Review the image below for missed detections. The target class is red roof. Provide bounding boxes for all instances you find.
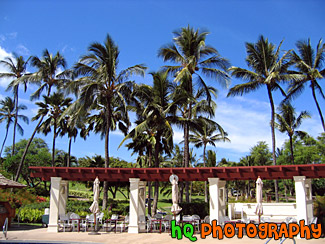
[29,164,325,182]
[0,174,26,189]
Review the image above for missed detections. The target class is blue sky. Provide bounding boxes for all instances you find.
[0,0,324,164]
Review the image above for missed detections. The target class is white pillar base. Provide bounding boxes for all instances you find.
[47,224,59,232]
[128,225,139,233]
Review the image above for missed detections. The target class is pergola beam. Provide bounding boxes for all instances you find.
[30,164,325,182]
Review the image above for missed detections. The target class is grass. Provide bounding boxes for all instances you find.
[68,181,205,215]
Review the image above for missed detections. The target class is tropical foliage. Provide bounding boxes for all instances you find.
[0,28,324,216]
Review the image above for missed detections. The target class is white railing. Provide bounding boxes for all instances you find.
[3,217,8,240]
[265,237,296,244]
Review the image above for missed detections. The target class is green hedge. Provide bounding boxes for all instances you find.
[66,199,93,213]
[18,207,44,223]
[179,202,209,219]
[69,190,92,199]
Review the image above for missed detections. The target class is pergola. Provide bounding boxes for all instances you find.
[30,164,325,233]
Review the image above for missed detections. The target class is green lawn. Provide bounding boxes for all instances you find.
[69,181,205,215]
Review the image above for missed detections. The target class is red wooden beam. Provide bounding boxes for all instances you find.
[29,164,325,182]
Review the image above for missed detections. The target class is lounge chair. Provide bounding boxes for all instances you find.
[58,214,72,232]
[203,215,210,224]
[261,217,271,223]
[116,215,128,232]
[162,215,173,232]
[191,215,201,232]
[146,215,156,232]
[103,214,119,232]
[309,217,317,225]
[234,203,243,219]
[69,213,81,232]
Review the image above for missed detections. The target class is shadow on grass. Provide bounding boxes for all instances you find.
[8,223,44,231]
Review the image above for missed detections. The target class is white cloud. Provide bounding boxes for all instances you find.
[0,32,17,42]
[299,117,323,138]
[213,97,287,154]
[7,32,17,39]
[0,46,14,88]
[30,108,39,116]
[16,44,30,56]
[62,45,75,53]
[173,130,184,143]
[111,130,124,137]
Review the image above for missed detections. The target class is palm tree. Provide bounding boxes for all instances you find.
[0,54,30,155]
[189,120,230,202]
[33,92,72,166]
[71,34,146,210]
[59,111,88,167]
[29,49,69,99]
[55,151,77,167]
[120,71,174,214]
[15,49,68,181]
[227,35,297,202]
[287,39,325,131]
[0,97,29,157]
[171,83,219,201]
[275,102,311,164]
[206,150,217,167]
[159,25,230,201]
[237,156,255,198]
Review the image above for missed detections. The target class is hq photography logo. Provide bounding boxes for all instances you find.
[170,220,322,242]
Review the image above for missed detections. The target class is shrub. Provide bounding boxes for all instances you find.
[66,199,93,213]
[179,202,209,219]
[314,196,325,236]
[18,207,43,223]
[0,189,39,208]
[69,190,92,199]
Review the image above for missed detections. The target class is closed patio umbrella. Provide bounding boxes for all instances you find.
[255,176,263,223]
[89,177,100,234]
[170,174,182,218]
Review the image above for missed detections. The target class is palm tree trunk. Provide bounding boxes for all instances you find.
[67,137,72,167]
[267,85,279,202]
[102,107,111,211]
[311,81,325,131]
[15,88,52,181]
[247,180,251,198]
[0,126,9,157]
[289,135,295,165]
[15,115,45,181]
[180,127,186,203]
[184,119,190,202]
[52,119,57,166]
[203,144,208,203]
[12,86,19,156]
[152,133,161,215]
[284,181,288,202]
[147,146,152,216]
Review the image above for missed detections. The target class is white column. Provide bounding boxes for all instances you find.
[208,178,226,224]
[48,177,62,232]
[138,181,147,231]
[294,176,308,223]
[58,180,68,216]
[305,178,314,223]
[128,178,140,233]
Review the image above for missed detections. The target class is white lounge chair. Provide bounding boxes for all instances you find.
[58,214,72,232]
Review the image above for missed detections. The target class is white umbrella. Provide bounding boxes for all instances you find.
[255,176,263,223]
[170,175,182,216]
[89,177,100,233]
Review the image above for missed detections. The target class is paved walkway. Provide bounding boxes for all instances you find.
[2,227,324,244]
